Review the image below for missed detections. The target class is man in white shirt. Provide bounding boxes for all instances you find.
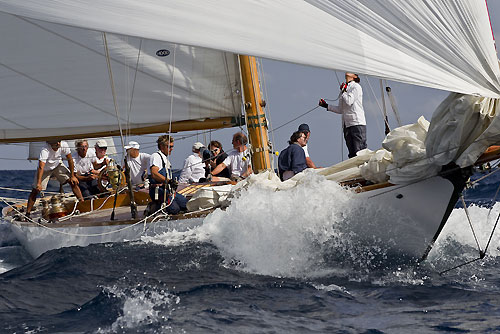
[298,123,317,168]
[124,141,150,186]
[73,139,100,198]
[26,140,84,216]
[148,134,187,214]
[319,72,367,158]
[92,139,109,171]
[179,142,206,183]
[211,132,253,181]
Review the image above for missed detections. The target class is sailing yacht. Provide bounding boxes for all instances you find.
[1,1,500,260]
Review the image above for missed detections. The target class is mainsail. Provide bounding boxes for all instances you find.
[0,12,243,142]
[0,0,499,142]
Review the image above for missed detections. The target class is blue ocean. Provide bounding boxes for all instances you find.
[1,169,500,333]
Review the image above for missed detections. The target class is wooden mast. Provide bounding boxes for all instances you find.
[239,55,272,172]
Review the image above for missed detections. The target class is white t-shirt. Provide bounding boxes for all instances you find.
[150,151,172,174]
[179,153,205,183]
[39,141,71,171]
[127,152,151,184]
[302,144,310,158]
[327,81,366,127]
[92,155,109,171]
[222,149,251,177]
[73,148,96,174]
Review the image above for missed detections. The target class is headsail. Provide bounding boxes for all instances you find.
[0,0,499,143]
[1,0,499,99]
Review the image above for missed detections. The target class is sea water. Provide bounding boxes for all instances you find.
[1,170,500,333]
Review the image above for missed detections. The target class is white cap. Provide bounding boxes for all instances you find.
[192,142,205,151]
[124,141,140,150]
[95,139,108,148]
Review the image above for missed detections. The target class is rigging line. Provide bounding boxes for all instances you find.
[460,195,483,252]
[269,105,320,134]
[365,76,389,138]
[166,44,178,180]
[439,257,483,276]
[102,33,126,159]
[127,39,143,140]
[0,62,127,122]
[483,203,500,256]
[223,53,239,123]
[470,165,500,185]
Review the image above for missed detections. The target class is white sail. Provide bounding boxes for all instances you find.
[0,0,499,99]
[0,13,242,141]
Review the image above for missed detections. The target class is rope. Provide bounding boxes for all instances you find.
[0,194,210,238]
[166,44,177,180]
[365,76,389,138]
[102,32,126,162]
[460,195,482,252]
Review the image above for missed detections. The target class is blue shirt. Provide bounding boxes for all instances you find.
[278,143,307,180]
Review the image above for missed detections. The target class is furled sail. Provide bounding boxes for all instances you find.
[1,0,499,99]
[0,13,243,142]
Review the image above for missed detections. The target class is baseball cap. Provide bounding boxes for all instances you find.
[95,139,108,148]
[298,123,310,132]
[192,142,205,151]
[124,141,140,150]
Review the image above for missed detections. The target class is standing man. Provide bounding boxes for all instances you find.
[179,142,206,183]
[211,132,253,181]
[148,135,187,214]
[26,140,84,217]
[73,139,100,198]
[124,141,151,187]
[298,123,317,168]
[319,72,367,158]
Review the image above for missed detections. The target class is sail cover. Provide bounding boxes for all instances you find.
[0,0,499,142]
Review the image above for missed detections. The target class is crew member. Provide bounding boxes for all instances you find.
[148,135,187,214]
[26,140,84,217]
[319,72,367,158]
[179,142,206,183]
[298,123,317,168]
[124,141,151,187]
[211,132,252,181]
[278,131,308,181]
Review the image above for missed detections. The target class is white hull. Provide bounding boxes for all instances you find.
[5,175,459,260]
[9,217,204,259]
[357,176,456,259]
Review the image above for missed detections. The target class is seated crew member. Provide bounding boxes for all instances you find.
[26,140,84,217]
[211,132,253,182]
[179,142,206,183]
[298,123,317,168]
[278,131,308,181]
[148,134,187,214]
[92,139,110,171]
[204,140,231,180]
[73,139,100,198]
[124,141,151,187]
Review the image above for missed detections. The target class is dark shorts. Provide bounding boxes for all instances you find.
[344,125,367,158]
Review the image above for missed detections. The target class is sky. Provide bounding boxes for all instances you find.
[0,2,499,171]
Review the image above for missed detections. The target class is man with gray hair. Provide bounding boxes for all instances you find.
[211,132,252,181]
[73,139,100,198]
